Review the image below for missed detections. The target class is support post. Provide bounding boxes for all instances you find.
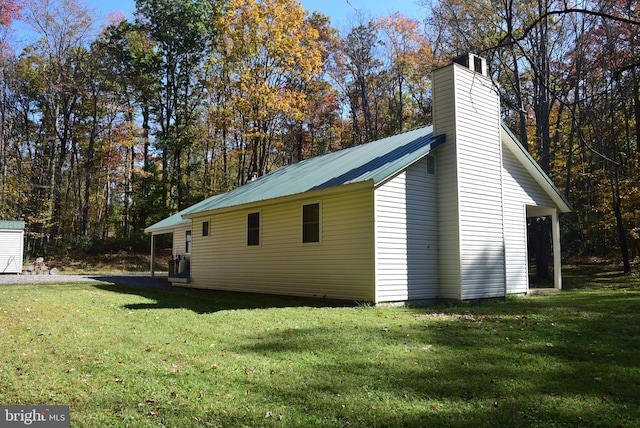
[552,211,562,290]
[150,234,156,277]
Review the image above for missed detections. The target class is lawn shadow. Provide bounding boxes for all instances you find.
[89,275,355,314]
[229,291,640,427]
[562,262,640,291]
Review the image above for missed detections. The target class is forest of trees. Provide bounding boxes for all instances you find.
[0,0,638,272]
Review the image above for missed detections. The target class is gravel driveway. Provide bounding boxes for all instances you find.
[0,273,170,288]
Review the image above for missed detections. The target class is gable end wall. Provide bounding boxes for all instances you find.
[502,140,557,294]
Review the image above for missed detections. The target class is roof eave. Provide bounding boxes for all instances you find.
[183,180,375,219]
[144,215,191,234]
[0,220,25,230]
[144,224,189,235]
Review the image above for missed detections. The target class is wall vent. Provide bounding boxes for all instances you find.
[426,155,436,175]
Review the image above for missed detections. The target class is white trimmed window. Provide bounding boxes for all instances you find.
[247,212,260,246]
[302,203,321,243]
[185,230,192,253]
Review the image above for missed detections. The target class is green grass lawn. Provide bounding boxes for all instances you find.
[1,264,639,427]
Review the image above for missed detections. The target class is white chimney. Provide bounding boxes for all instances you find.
[432,54,505,301]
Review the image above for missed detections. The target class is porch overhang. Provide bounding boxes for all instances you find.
[526,205,563,291]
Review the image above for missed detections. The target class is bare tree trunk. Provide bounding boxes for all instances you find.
[175,146,185,210]
[296,122,303,162]
[123,143,134,236]
[102,174,110,239]
[47,132,57,250]
[0,62,7,217]
[222,128,228,192]
[82,90,99,237]
[359,74,373,142]
[565,21,586,199]
[633,71,640,165]
[611,170,631,273]
[136,106,151,230]
[505,0,528,150]
[529,0,555,280]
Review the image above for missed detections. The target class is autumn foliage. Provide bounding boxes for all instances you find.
[0,0,638,267]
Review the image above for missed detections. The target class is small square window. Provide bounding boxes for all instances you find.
[202,221,209,237]
[302,203,320,243]
[247,212,260,246]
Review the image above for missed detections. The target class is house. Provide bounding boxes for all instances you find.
[0,220,25,274]
[145,54,572,304]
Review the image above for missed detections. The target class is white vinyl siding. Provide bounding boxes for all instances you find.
[433,67,461,300]
[434,63,505,300]
[502,141,557,294]
[189,185,376,301]
[455,67,505,300]
[0,229,24,274]
[172,224,191,257]
[375,156,439,303]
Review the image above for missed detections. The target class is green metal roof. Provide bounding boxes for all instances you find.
[0,220,25,230]
[144,194,225,233]
[187,126,443,215]
[144,211,190,233]
[145,126,444,232]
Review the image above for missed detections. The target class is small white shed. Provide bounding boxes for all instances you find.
[0,220,25,274]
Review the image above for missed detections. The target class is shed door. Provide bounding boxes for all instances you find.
[0,230,24,273]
